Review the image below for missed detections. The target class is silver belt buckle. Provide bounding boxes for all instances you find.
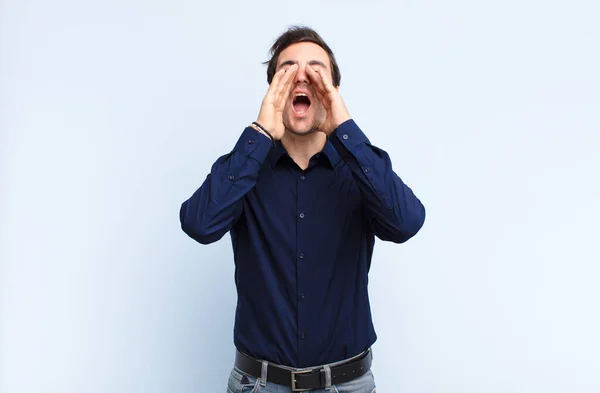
[291,369,313,392]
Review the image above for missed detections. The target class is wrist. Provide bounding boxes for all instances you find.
[249,123,267,137]
[252,121,278,141]
[250,122,275,147]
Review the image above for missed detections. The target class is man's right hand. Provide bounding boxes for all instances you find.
[255,64,298,140]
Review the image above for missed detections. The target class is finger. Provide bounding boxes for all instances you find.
[280,66,299,104]
[306,67,327,95]
[315,67,335,93]
[306,67,332,110]
[266,68,287,97]
[262,68,287,105]
[276,64,298,99]
[306,66,327,95]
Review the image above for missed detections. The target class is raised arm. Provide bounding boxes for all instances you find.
[306,66,425,243]
[329,120,425,243]
[179,129,272,244]
[180,64,299,244]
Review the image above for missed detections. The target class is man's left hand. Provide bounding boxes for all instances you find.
[306,66,351,135]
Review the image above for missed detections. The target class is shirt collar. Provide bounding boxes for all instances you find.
[267,137,341,169]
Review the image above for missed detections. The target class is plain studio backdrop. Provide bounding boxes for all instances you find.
[1,0,599,392]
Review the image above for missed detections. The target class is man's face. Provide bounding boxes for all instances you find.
[277,42,332,136]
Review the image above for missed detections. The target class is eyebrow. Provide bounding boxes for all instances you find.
[278,60,328,68]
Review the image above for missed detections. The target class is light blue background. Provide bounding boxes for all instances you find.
[1,1,599,392]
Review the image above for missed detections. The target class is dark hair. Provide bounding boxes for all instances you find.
[264,26,341,87]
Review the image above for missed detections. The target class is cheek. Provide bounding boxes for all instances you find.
[310,98,321,111]
[314,101,327,117]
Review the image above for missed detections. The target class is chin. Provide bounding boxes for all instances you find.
[283,112,324,136]
[286,124,317,136]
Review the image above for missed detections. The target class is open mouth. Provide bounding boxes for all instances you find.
[292,93,311,115]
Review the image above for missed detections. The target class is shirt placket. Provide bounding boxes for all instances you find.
[296,168,309,364]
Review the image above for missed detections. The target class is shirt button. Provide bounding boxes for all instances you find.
[301,333,305,339]
[299,253,304,259]
[300,175,305,181]
[248,139,255,144]
[229,175,235,180]
[300,293,305,299]
[342,134,349,140]
[364,167,370,173]
[299,213,305,219]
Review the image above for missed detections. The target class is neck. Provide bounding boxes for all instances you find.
[281,131,327,170]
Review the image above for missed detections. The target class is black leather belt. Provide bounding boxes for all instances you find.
[234,349,372,391]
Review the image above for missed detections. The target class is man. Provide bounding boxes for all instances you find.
[180,26,425,393]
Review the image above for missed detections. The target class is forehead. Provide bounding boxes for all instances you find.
[277,42,330,66]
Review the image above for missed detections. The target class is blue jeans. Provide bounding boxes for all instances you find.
[226,366,377,393]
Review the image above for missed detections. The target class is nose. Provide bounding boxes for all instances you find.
[294,62,309,84]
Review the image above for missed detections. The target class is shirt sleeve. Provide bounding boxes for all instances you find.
[329,119,426,243]
[180,127,272,244]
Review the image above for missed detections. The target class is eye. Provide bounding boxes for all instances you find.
[309,63,326,73]
[278,63,294,72]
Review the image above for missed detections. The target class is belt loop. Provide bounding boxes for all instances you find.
[323,365,332,390]
[260,360,268,386]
